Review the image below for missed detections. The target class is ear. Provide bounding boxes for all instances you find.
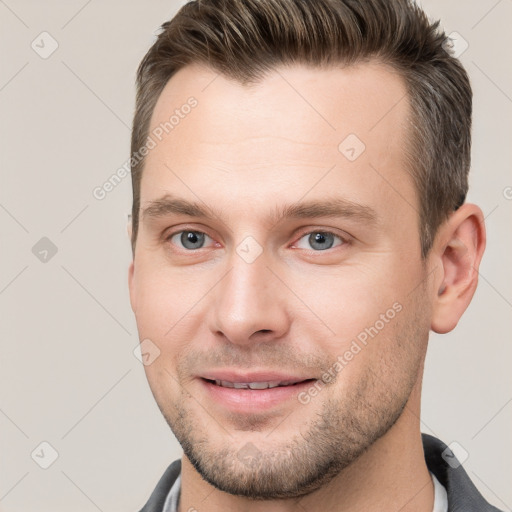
[430,203,486,334]
[128,260,137,313]
[127,214,133,241]
[127,214,137,313]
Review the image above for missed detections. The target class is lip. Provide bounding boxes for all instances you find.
[197,370,317,413]
[200,370,312,384]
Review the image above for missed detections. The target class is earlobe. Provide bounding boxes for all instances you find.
[431,203,486,334]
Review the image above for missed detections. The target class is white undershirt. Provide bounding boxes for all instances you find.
[162,471,449,512]
[432,471,449,512]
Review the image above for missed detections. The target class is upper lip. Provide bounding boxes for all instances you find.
[199,370,315,385]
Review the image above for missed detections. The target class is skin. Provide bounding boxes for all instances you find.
[128,62,485,512]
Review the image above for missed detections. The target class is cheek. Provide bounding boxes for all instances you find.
[323,295,425,401]
[133,264,210,387]
[295,262,403,344]
[133,261,205,339]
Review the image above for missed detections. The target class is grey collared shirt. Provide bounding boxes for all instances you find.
[162,474,181,512]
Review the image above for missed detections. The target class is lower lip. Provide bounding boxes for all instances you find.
[199,378,317,413]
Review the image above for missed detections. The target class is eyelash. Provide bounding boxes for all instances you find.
[165,227,348,253]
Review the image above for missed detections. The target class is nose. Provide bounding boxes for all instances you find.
[209,252,290,346]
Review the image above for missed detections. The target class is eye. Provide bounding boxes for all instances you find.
[294,231,345,251]
[168,230,214,250]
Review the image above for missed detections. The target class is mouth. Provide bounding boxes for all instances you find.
[198,373,319,413]
[202,378,316,389]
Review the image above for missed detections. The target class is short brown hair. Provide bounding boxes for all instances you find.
[130,0,471,257]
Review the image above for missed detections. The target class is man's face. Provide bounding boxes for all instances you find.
[129,62,434,498]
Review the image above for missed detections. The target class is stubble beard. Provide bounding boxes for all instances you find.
[158,344,424,499]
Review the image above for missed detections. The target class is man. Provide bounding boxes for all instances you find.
[127,0,501,510]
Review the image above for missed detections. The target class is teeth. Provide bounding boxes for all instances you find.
[249,382,277,389]
[212,380,297,389]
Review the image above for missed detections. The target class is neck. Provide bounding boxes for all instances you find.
[178,368,433,512]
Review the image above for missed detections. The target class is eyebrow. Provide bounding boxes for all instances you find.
[141,194,378,226]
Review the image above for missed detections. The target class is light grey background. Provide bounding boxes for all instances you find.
[0,1,511,511]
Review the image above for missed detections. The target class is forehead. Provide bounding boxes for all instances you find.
[149,61,410,145]
[140,61,415,224]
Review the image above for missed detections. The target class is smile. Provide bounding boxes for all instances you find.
[206,379,312,389]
